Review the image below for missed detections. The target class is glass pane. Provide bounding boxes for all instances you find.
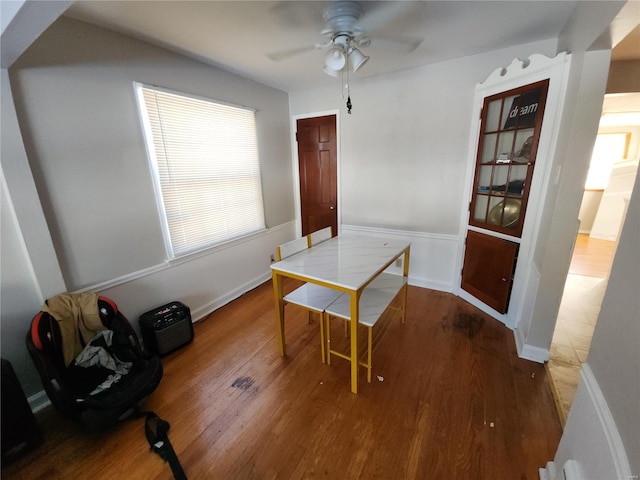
[487,197,522,229]
[484,99,503,132]
[490,165,510,192]
[503,89,542,130]
[481,133,498,163]
[495,131,515,163]
[513,128,535,162]
[501,95,519,129]
[508,165,528,197]
[473,195,489,223]
[477,165,493,192]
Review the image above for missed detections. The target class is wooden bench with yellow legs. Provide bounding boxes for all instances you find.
[276,232,342,363]
[324,272,408,382]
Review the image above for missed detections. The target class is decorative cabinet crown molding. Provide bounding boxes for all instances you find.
[481,52,570,87]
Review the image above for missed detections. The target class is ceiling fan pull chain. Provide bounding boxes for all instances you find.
[345,52,352,114]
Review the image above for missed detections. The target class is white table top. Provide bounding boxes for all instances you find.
[270,235,410,291]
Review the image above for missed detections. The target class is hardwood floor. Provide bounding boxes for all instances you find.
[3,282,562,479]
[568,233,616,278]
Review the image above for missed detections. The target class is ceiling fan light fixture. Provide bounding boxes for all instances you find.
[348,46,369,72]
[325,47,346,71]
[323,64,341,77]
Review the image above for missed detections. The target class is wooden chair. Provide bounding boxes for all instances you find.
[324,272,408,382]
[307,226,333,247]
[276,235,343,363]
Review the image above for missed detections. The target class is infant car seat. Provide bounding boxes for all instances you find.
[27,293,163,429]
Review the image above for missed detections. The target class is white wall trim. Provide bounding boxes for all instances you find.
[74,262,169,294]
[581,363,632,479]
[1,164,43,299]
[190,271,272,322]
[514,330,549,363]
[513,262,548,361]
[341,224,458,292]
[341,223,457,242]
[546,363,633,480]
[538,461,557,480]
[74,223,294,295]
[27,390,51,413]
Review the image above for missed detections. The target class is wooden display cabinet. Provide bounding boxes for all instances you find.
[469,79,549,237]
[462,79,549,314]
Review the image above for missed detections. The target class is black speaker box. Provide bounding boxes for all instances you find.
[139,301,194,357]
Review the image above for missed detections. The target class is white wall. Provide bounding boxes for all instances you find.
[588,125,639,240]
[590,163,639,240]
[578,190,603,232]
[9,16,294,291]
[0,167,47,395]
[1,67,67,397]
[2,16,295,400]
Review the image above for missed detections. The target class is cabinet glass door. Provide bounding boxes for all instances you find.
[469,80,549,237]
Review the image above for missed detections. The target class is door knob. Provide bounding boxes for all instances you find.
[330,206,335,210]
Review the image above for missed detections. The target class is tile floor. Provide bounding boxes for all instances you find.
[547,234,616,425]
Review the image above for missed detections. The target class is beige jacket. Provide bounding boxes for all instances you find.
[41,292,105,366]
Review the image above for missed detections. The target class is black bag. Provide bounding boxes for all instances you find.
[144,411,187,480]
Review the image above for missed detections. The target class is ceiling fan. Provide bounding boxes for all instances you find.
[267,1,423,77]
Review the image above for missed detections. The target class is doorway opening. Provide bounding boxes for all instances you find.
[548,234,616,425]
[547,92,639,425]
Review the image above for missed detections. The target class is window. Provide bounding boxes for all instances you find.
[135,83,265,258]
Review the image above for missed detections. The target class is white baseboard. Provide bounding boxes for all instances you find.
[514,326,549,363]
[190,271,272,321]
[539,461,556,480]
[340,224,458,293]
[28,389,51,413]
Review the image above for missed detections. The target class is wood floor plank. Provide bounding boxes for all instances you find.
[3,282,562,479]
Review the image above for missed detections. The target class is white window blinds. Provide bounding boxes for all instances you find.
[136,84,266,258]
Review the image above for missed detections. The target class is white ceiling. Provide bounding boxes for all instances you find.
[64,0,596,93]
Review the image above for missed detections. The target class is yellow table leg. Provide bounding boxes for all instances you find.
[402,247,411,323]
[349,290,360,394]
[403,247,411,277]
[272,271,286,357]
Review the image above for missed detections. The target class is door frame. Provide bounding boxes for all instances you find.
[290,110,341,237]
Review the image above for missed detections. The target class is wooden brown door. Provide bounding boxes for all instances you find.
[296,115,338,236]
[461,230,518,314]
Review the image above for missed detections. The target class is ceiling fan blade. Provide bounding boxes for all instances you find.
[371,35,423,53]
[359,1,427,35]
[269,1,326,29]
[266,45,318,62]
